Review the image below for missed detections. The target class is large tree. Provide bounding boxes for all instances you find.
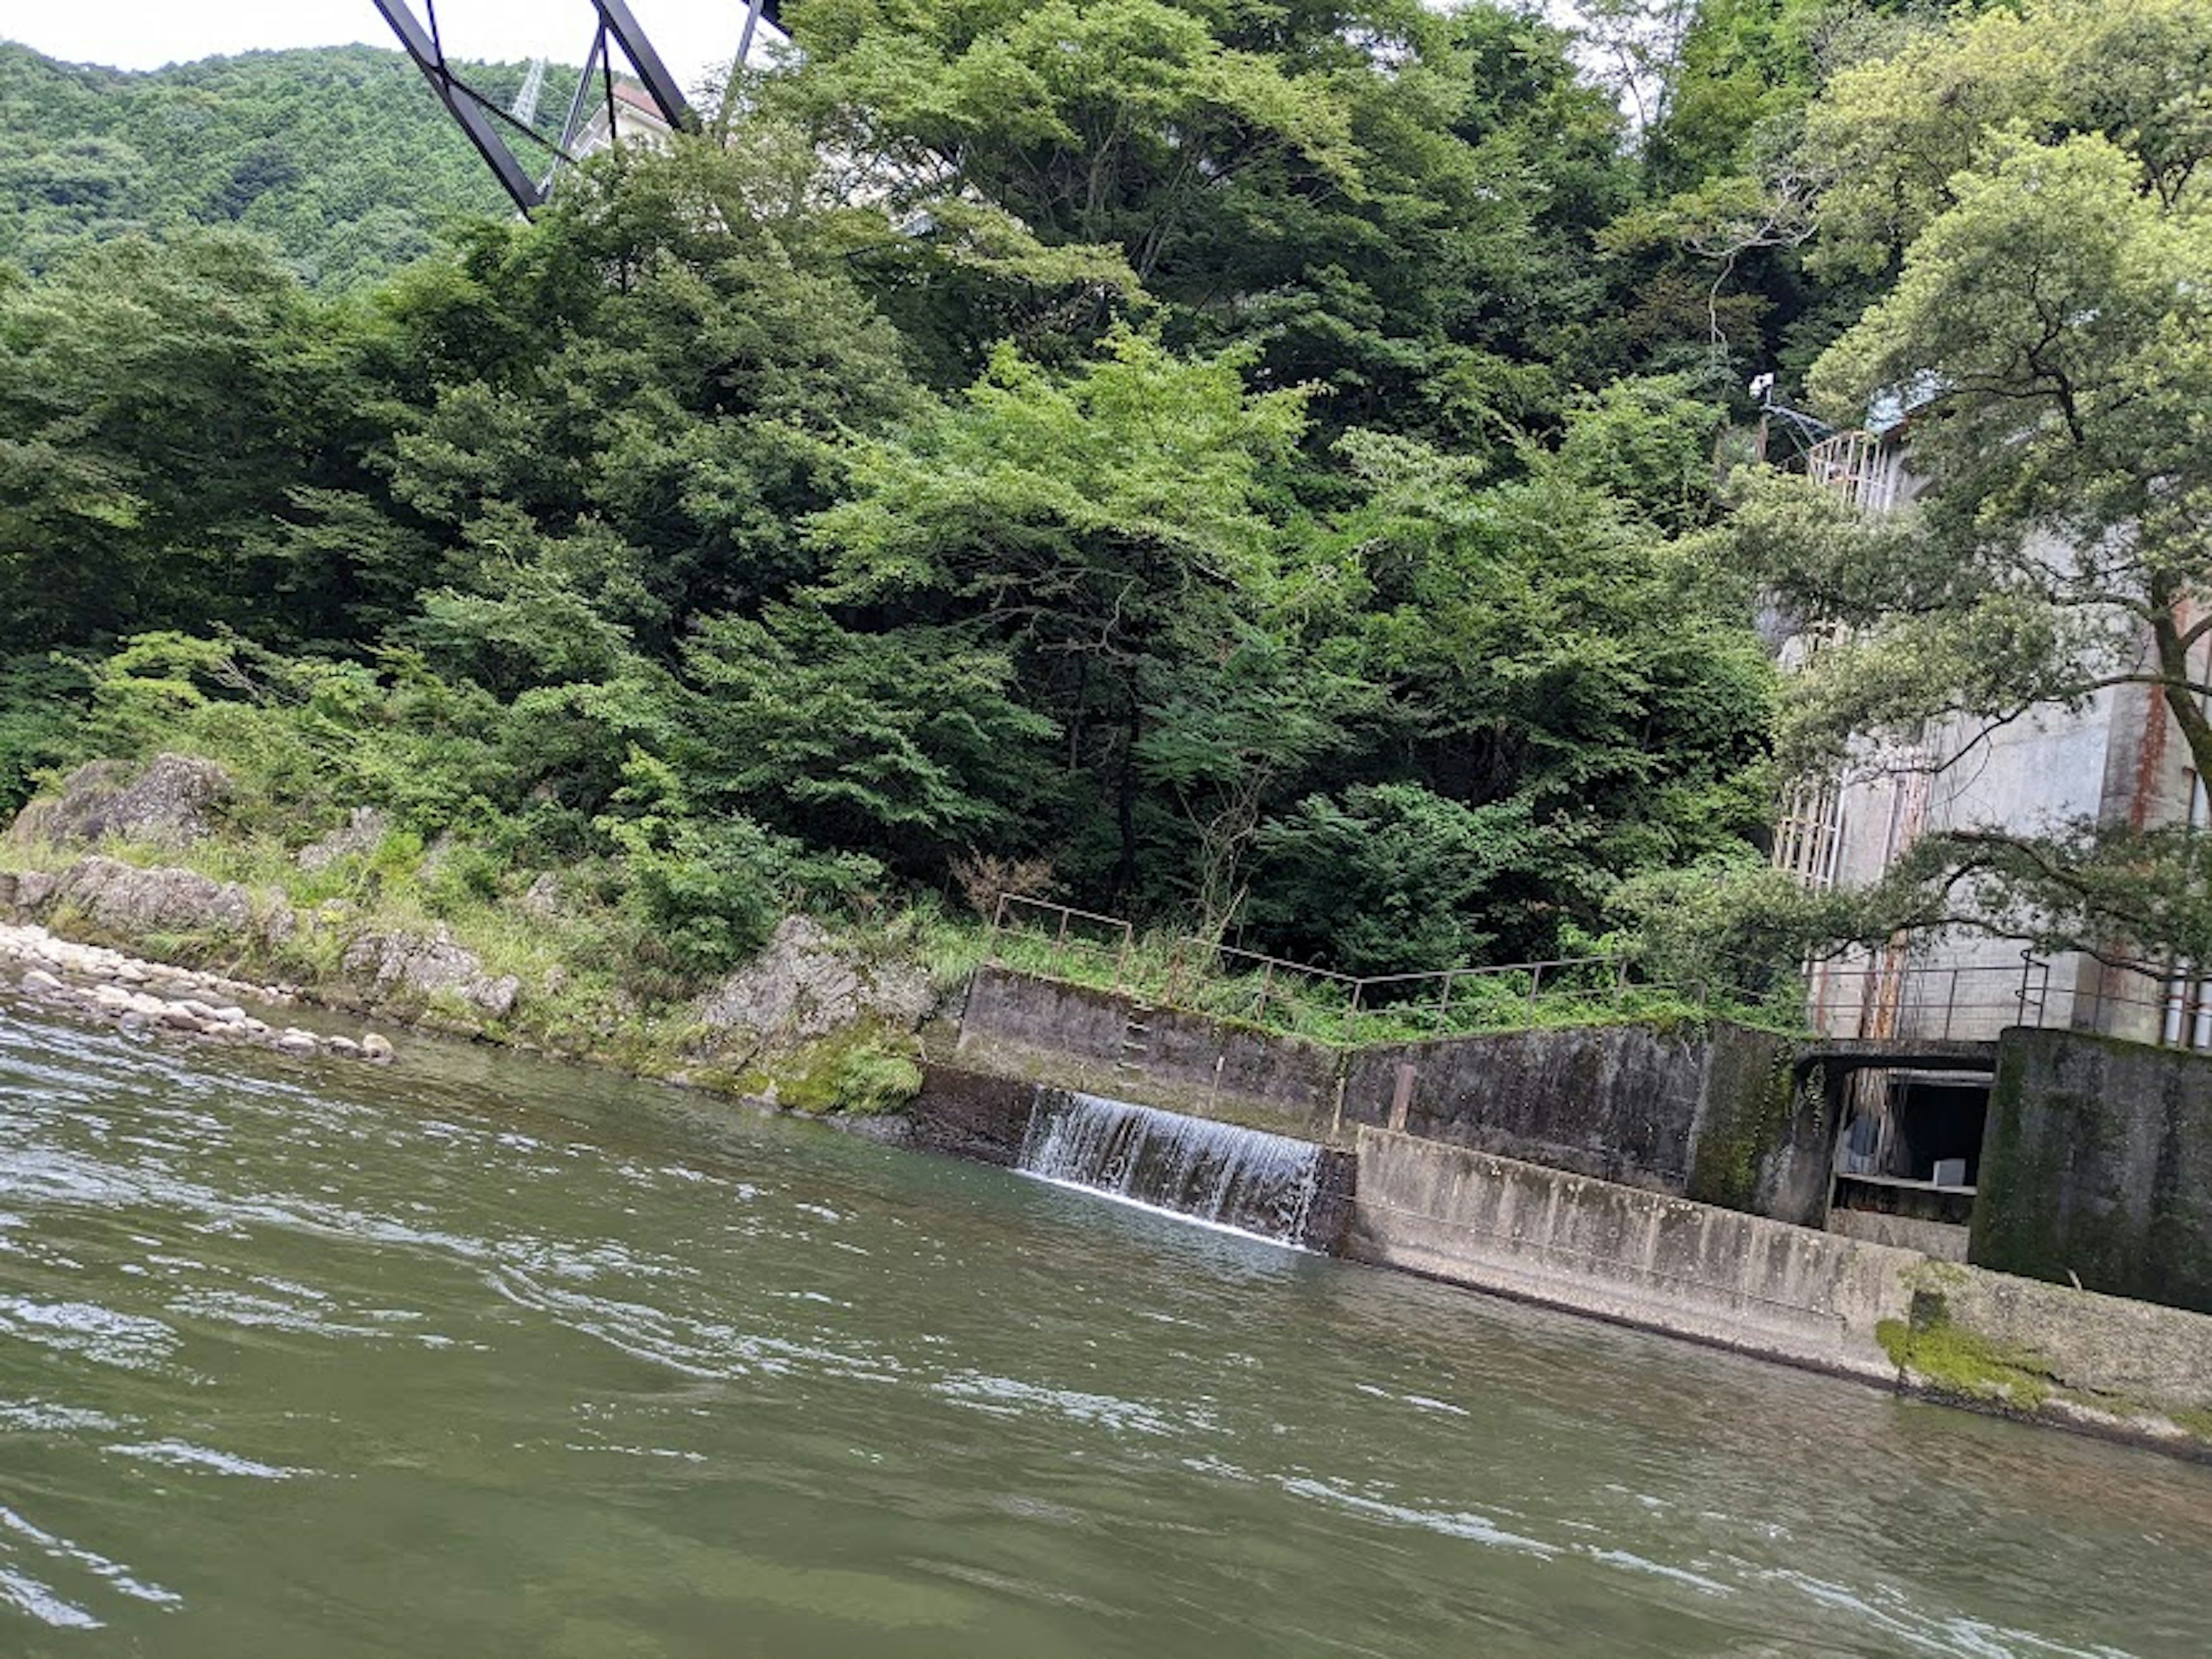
[1737,0,2212,964]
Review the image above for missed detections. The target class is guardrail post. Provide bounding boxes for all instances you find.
[1528,961,1543,1015]
[1436,970,1453,1032]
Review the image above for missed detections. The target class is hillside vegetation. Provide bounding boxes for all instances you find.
[3,0,2206,1092]
[0,42,563,288]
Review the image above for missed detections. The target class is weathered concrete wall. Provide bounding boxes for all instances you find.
[1339,1021,1822,1223]
[1353,1128,2212,1456]
[908,1065,1036,1166]
[953,967,1344,1141]
[1349,1127,1911,1381]
[1974,1028,2212,1313]
[1827,1209,1969,1263]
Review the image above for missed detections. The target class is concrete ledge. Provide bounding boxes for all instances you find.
[953,967,1344,1142]
[1347,1128,2212,1458]
[1347,1128,1912,1382]
[909,1065,1036,1166]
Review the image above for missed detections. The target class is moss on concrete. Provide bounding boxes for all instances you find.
[1877,1313,2056,1411]
[1685,1035,1800,1214]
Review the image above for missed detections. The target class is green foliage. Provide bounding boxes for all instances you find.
[681,606,1057,866]
[0,653,89,813]
[0,6,1828,1021]
[597,750,882,975]
[1247,784,1559,976]
[0,43,544,290]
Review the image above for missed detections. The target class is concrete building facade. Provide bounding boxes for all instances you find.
[1772,427,2210,1236]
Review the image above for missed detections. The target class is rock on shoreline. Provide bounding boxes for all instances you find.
[2,923,394,1063]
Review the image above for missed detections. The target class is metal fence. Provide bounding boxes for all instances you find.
[986,896,2212,1052]
[987,897,1654,1040]
[1800,952,2049,1043]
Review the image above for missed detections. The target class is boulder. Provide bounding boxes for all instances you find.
[694,916,935,1059]
[296,807,390,873]
[28,857,255,941]
[361,1032,395,1063]
[20,968,63,997]
[9,755,231,851]
[339,927,520,1019]
[517,872,566,922]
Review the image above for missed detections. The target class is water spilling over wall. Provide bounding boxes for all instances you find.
[1017,1089,1338,1247]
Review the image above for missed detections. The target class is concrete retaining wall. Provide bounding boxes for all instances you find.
[1348,1127,1911,1381]
[1974,1028,2212,1313]
[1351,1128,2212,1455]
[953,967,1344,1141]
[907,1065,1036,1166]
[1339,1021,1826,1224]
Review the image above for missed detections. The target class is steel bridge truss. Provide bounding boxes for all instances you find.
[370,1,723,212]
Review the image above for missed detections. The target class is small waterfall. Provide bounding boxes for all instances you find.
[1016,1090,1325,1246]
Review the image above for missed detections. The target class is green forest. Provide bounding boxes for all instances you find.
[2,0,2208,1070]
[0,43,558,288]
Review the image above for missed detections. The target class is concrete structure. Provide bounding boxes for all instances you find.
[1779,429,2199,1054]
[952,966,1344,1141]
[1338,1021,1831,1225]
[1772,427,2211,1253]
[1975,1029,2212,1313]
[1349,1128,2212,1456]
[914,967,2212,1455]
[952,968,1834,1219]
[570,77,679,157]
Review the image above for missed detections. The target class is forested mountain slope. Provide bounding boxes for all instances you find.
[0,43,552,288]
[3,0,2200,1069]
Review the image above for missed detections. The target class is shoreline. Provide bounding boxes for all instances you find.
[1,921,397,1063]
[10,904,2212,1469]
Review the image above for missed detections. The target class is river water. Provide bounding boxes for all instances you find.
[2,1001,2207,1658]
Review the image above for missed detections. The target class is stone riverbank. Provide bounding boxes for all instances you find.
[1,922,396,1063]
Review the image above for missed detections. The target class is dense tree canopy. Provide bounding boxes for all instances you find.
[0,43,555,290]
[19,0,2185,990]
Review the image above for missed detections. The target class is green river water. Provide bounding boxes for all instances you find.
[2,997,2209,1658]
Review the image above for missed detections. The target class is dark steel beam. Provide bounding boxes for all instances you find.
[590,1,694,132]
[370,0,547,211]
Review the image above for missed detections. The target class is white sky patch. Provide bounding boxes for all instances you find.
[0,0,774,96]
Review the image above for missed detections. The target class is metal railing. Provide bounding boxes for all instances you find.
[986,897,1653,1041]
[986,895,2212,1053]
[1798,952,2049,1043]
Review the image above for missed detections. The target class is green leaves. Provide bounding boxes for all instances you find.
[681,607,1057,862]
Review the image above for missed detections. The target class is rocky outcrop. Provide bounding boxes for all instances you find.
[8,755,232,851]
[2,852,522,1025]
[22,854,258,940]
[339,927,521,1019]
[297,806,389,872]
[694,916,934,1060]
[2,923,391,1063]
